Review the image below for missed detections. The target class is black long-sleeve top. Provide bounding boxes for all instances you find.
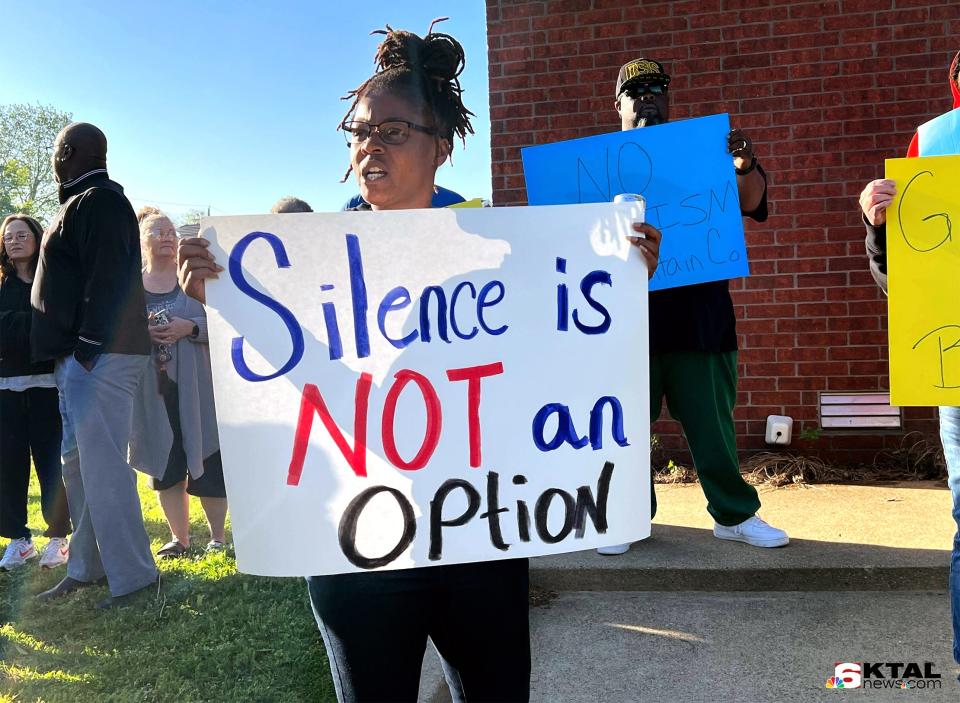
[864,217,888,294]
[30,171,150,362]
[0,275,54,378]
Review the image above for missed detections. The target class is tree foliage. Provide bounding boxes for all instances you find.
[0,103,72,224]
[179,208,207,226]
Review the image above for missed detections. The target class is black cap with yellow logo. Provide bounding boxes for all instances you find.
[615,58,671,97]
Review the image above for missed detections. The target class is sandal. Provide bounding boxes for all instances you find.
[156,540,188,559]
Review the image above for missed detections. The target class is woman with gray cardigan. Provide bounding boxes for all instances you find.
[131,212,227,557]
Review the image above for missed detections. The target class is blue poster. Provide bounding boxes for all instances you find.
[521,113,750,291]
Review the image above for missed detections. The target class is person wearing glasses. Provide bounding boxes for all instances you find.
[597,58,789,556]
[0,214,72,571]
[31,122,157,609]
[129,211,227,560]
[179,22,662,703]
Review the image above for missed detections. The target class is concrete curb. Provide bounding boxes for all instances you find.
[528,482,954,593]
[531,565,948,592]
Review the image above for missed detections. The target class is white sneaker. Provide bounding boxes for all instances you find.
[714,515,789,548]
[596,543,632,556]
[0,538,37,570]
[39,538,69,569]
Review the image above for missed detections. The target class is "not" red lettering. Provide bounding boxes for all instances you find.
[381,370,442,470]
[446,362,505,468]
[287,373,372,484]
[286,361,505,484]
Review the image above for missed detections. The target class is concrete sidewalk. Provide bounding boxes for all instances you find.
[531,481,955,591]
[529,590,958,702]
[423,590,959,703]
[420,482,957,702]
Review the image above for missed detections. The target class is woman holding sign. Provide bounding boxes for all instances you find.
[179,20,661,703]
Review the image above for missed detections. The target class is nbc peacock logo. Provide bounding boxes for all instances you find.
[825,662,862,689]
[824,660,941,690]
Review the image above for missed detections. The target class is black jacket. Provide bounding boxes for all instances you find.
[0,275,54,378]
[31,171,150,361]
[864,217,888,294]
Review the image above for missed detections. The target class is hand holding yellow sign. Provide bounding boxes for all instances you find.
[887,154,960,405]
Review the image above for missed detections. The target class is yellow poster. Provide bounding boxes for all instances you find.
[887,154,960,405]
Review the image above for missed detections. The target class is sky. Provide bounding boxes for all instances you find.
[0,1,491,221]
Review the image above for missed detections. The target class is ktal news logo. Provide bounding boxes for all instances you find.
[825,661,942,691]
[826,662,861,689]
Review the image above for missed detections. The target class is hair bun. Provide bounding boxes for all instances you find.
[372,21,465,84]
[420,32,465,82]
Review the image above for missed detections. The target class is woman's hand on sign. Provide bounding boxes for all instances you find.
[859,179,897,226]
[629,222,662,279]
[177,237,222,305]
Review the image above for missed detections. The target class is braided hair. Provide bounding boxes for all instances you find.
[339,18,475,181]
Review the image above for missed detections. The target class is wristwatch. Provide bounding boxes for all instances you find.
[190,323,200,339]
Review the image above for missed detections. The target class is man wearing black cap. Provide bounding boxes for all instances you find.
[598,58,789,555]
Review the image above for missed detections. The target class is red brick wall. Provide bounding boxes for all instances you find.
[486,0,958,463]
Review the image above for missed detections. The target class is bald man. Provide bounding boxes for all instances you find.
[270,196,313,214]
[32,122,157,609]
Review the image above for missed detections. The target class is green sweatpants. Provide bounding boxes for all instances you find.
[650,350,760,526]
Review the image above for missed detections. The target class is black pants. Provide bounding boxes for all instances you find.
[0,387,71,539]
[307,559,530,703]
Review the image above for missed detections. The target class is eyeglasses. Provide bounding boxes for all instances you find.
[341,119,437,146]
[145,229,178,240]
[2,232,30,243]
[624,84,667,98]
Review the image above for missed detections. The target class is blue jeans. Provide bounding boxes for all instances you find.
[56,354,156,596]
[940,406,960,664]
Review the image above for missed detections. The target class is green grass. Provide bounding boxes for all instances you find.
[0,474,335,703]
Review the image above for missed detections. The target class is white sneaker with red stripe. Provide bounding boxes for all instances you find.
[39,538,69,569]
[0,538,38,570]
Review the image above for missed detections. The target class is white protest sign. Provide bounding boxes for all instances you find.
[203,203,651,576]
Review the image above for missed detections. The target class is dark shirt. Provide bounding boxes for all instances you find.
[864,217,888,294]
[0,275,54,378]
[144,285,180,320]
[649,167,768,355]
[31,171,151,361]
